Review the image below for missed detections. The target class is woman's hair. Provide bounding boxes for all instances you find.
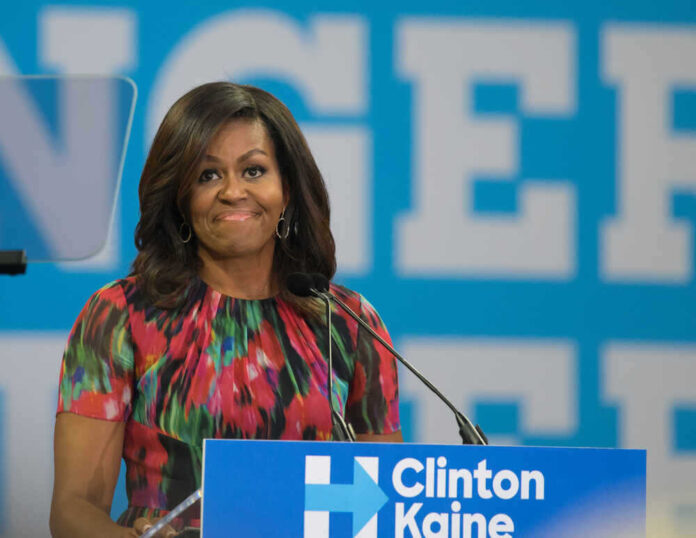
[131,82,336,312]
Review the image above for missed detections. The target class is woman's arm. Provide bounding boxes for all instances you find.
[50,413,133,538]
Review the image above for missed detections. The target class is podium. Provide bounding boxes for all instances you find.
[201,440,645,537]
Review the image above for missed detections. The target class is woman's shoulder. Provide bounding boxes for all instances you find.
[329,282,362,310]
[329,283,382,321]
[84,275,207,320]
[67,278,141,341]
[82,276,142,309]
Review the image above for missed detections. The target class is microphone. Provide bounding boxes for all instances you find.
[286,273,355,442]
[311,273,330,293]
[306,272,487,446]
[286,272,315,297]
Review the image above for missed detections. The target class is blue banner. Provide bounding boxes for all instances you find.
[202,439,646,537]
[0,1,694,536]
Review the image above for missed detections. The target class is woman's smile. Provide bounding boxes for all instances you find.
[215,209,260,222]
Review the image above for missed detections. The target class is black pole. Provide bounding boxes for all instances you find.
[0,250,27,275]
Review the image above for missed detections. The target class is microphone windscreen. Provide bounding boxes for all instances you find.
[286,272,315,297]
[311,273,330,293]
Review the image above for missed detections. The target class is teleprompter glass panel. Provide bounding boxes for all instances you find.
[0,75,136,261]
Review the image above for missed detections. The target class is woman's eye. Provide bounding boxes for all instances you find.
[243,165,266,179]
[199,169,221,183]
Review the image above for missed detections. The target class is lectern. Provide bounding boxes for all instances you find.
[201,440,645,537]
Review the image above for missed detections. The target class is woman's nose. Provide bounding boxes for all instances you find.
[217,175,247,202]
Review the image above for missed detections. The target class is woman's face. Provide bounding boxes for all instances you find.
[189,119,286,264]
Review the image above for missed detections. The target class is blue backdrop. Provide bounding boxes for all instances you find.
[0,1,695,536]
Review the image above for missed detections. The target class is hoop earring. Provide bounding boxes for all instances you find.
[178,222,192,244]
[275,209,290,240]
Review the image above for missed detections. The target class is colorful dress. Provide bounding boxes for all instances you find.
[56,276,400,532]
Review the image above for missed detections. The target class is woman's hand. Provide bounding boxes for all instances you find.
[133,517,178,537]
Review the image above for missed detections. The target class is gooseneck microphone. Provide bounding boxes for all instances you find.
[287,273,355,442]
[288,272,487,445]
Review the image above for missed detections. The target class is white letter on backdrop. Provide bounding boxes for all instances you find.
[601,26,696,282]
[148,11,369,273]
[604,343,696,537]
[0,336,69,538]
[398,338,577,445]
[396,21,576,278]
[38,7,137,270]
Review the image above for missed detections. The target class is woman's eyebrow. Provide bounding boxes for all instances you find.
[236,148,268,163]
[202,148,268,165]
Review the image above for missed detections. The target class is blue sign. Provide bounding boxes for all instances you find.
[201,439,645,537]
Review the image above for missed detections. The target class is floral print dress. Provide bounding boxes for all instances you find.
[56,276,400,531]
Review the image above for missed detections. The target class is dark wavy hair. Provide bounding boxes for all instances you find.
[131,82,336,313]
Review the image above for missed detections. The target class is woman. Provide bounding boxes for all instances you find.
[50,82,402,538]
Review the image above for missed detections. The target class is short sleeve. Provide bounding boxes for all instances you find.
[346,294,400,435]
[57,282,135,422]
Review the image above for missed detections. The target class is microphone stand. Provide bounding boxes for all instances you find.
[313,288,356,442]
[140,489,202,538]
[319,290,487,446]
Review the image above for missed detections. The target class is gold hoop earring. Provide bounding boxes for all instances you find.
[179,222,192,243]
[275,210,289,240]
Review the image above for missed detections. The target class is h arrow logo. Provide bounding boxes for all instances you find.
[304,455,388,538]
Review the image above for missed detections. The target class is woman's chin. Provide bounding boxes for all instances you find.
[199,239,276,262]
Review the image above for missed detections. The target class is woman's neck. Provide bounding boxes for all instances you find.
[197,250,278,300]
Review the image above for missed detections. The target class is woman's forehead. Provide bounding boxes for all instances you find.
[204,119,274,158]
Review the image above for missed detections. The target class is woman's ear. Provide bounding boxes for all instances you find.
[282,180,290,208]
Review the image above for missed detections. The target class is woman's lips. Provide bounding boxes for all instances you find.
[216,211,258,222]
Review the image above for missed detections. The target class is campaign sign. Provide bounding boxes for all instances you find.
[201,440,645,538]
